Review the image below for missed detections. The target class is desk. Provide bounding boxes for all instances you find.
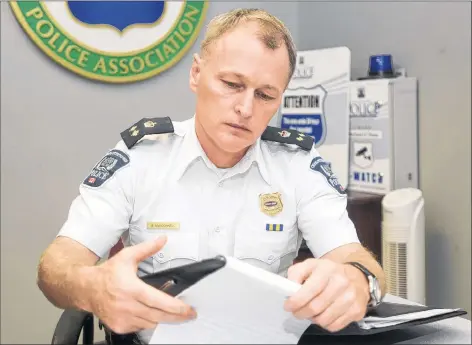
[300,294,471,345]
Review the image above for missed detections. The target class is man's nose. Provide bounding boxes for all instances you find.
[235,92,254,118]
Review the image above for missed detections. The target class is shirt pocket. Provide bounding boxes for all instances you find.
[233,221,299,275]
[151,232,200,272]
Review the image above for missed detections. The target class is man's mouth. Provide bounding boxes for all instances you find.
[226,123,250,132]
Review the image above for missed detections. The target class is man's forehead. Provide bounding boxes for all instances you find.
[217,21,267,43]
[204,26,290,88]
[205,21,274,52]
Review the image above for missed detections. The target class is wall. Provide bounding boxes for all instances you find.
[297,1,471,316]
[3,1,470,343]
[0,1,299,343]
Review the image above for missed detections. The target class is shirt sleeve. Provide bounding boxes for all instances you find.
[57,141,134,258]
[295,148,360,258]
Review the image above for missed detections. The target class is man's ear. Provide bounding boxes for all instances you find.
[189,53,202,93]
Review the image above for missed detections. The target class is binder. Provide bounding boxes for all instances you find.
[305,302,467,336]
[139,255,467,341]
[141,255,227,296]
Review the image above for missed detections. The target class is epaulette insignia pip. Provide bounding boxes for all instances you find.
[261,127,314,151]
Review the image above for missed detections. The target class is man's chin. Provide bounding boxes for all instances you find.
[216,135,252,153]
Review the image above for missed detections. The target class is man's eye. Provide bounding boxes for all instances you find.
[223,80,241,89]
[256,91,275,101]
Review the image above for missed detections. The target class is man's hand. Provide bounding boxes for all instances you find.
[84,236,196,334]
[284,258,370,333]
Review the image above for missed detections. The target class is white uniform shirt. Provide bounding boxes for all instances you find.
[58,116,360,277]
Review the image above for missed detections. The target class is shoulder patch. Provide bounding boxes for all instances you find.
[310,156,346,195]
[261,126,314,151]
[83,149,130,188]
[120,117,174,149]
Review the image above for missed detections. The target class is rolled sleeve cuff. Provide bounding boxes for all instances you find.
[57,221,121,259]
[306,227,361,258]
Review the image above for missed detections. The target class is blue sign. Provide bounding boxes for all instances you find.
[280,114,326,147]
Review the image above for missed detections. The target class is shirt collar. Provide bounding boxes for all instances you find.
[173,117,205,181]
[239,138,271,185]
[174,117,271,185]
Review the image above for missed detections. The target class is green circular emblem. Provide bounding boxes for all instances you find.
[10,1,208,83]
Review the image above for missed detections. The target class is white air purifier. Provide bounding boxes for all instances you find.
[382,188,425,304]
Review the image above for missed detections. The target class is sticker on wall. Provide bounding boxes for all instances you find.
[10,1,208,83]
[279,47,351,189]
[280,84,328,147]
[353,141,374,169]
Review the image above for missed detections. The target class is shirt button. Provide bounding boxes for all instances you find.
[215,227,221,233]
[268,255,274,261]
[158,253,164,258]
[218,181,223,187]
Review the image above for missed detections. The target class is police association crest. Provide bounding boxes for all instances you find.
[10,1,208,83]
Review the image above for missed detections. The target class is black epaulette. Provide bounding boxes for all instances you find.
[120,117,174,149]
[261,126,314,151]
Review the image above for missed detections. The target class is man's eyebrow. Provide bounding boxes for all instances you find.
[260,84,278,91]
[220,72,245,80]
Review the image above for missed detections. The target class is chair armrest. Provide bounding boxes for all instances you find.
[51,309,94,344]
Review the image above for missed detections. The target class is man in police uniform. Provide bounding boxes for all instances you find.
[37,8,386,343]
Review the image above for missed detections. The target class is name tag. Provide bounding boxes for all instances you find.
[147,222,180,230]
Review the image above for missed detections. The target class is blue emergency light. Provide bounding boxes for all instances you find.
[368,54,395,78]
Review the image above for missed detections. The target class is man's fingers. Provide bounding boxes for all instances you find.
[130,316,159,332]
[113,311,191,335]
[128,236,168,263]
[285,263,329,312]
[105,316,152,335]
[135,282,195,316]
[291,279,340,320]
[322,314,352,333]
[312,288,356,330]
[130,301,197,325]
[287,259,318,284]
[295,272,350,319]
[129,310,194,334]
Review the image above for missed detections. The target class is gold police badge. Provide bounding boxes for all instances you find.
[259,192,283,216]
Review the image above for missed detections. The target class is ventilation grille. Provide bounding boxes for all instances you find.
[383,241,408,298]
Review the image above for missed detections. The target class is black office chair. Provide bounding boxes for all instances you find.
[51,308,141,345]
[50,240,136,345]
[51,309,97,344]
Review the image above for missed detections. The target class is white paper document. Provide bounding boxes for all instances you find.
[357,308,462,330]
[149,256,312,344]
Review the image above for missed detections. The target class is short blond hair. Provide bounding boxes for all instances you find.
[200,8,297,81]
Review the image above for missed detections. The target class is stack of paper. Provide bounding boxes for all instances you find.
[149,256,312,344]
[358,307,462,330]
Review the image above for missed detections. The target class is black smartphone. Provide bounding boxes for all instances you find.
[140,255,227,296]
